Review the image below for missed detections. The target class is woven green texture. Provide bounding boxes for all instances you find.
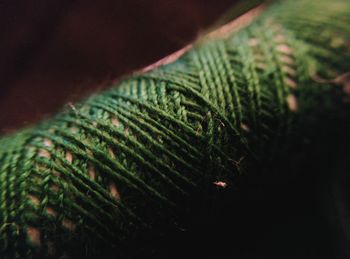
[0,0,349,258]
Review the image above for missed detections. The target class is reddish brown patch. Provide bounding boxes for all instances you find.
[248,38,258,47]
[343,81,350,94]
[38,149,50,158]
[111,117,120,128]
[62,219,76,231]
[28,194,40,207]
[65,151,73,163]
[88,165,96,180]
[286,94,298,112]
[27,227,41,247]
[284,77,298,89]
[46,207,57,217]
[276,44,293,55]
[109,182,120,199]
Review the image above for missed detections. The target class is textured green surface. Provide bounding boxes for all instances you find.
[0,0,349,258]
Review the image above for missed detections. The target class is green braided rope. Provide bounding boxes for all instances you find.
[1,0,350,258]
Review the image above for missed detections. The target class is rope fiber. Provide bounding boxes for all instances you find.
[0,0,350,258]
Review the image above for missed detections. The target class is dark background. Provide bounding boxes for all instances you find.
[0,0,237,134]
